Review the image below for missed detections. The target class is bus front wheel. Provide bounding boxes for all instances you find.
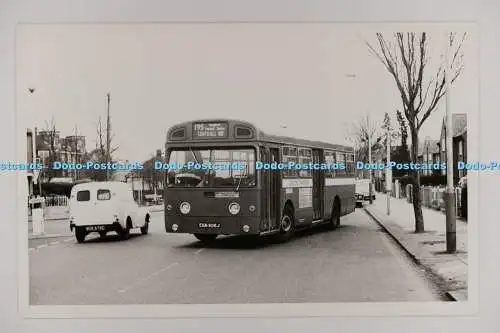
[275,207,295,242]
[194,234,217,243]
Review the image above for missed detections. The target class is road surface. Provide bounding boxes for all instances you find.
[29,209,442,305]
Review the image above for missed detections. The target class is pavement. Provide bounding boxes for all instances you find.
[364,192,468,301]
[28,209,449,305]
[28,219,73,240]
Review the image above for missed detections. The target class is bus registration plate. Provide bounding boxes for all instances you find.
[199,223,220,228]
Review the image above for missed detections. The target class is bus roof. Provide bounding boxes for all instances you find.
[166,118,353,152]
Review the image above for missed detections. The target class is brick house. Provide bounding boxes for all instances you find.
[436,113,467,185]
[35,129,86,181]
[421,136,440,176]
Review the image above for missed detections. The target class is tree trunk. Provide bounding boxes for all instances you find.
[410,127,425,233]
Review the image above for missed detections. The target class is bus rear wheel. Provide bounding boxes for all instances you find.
[194,234,217,243]
[328,199,341,230]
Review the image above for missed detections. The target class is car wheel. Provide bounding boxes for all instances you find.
[75,227,86,243]
[140,222,149,235]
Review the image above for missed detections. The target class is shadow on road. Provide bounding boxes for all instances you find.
[82,232,144,244]
[176,223,354,250]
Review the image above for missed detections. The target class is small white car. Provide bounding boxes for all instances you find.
[69,181,151,243]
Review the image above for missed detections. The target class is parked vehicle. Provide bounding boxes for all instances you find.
[355,179,375,202]
[69,181,151,243]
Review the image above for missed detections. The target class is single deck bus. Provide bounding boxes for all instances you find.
[163,119,356,243]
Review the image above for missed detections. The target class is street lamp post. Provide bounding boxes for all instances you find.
[385,130,400,215]
[386,128,391,215]
[444,33,456,253]
[368,115,373,204]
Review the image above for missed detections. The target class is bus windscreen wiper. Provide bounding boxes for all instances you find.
[189,148,200,164]
[235,163,248,192]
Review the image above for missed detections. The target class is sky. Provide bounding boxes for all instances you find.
[16,23,477,162]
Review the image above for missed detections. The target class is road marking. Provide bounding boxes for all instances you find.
[49,241,60,246]
[63,239,73,242]
[37,244,48,249]
[194,248,204,255]
[117,262,179,294]
[28,248,35,253]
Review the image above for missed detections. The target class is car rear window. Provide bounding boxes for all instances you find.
[76,190,90,201]
[97,189,111,200]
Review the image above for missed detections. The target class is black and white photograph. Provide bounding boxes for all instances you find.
[16,22,477,315]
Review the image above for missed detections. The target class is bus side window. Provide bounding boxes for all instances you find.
[298,148,312,177]
[346,153,354,176]
[282,146,298,178]
[336,152,346,175]
[325,151,335,178]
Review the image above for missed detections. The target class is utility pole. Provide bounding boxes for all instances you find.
[106,92,111,181]
[386,126,391,215]
[34,126,42,196]
[353,144,357,179]
[74,124,79,181]
[368,114,373,204]
[444,33,456,253]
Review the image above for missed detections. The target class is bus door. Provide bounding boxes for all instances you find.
[312,149,323,220]
[269,148,281,229]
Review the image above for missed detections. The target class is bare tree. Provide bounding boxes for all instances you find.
[366,32,466,233]
[392,109,411,178]
[82,116,119,181]
[40,117,60,182]
[346,114,385,179]
[381,112,394,143]
[396,109,409,150]
[347,114,385,162]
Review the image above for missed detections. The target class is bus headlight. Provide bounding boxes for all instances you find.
[179,202,191,214]
[166,204,172,211]
[228,202,240,215]
[249,205,256,212]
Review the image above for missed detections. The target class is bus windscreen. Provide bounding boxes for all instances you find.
[166,147,256,188]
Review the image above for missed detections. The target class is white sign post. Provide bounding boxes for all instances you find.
[29,196,45,236]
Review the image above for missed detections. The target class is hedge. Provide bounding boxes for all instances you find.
[395,174,447,187]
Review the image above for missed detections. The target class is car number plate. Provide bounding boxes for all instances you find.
[86,226,106,231]
[199,223,220,228]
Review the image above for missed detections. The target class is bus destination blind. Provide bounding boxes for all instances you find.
[193,122,228,139]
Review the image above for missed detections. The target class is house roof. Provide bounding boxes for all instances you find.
[423,137,440,154]
[441,113,467,138]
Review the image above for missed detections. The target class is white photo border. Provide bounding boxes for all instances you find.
[15,21,479,319]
